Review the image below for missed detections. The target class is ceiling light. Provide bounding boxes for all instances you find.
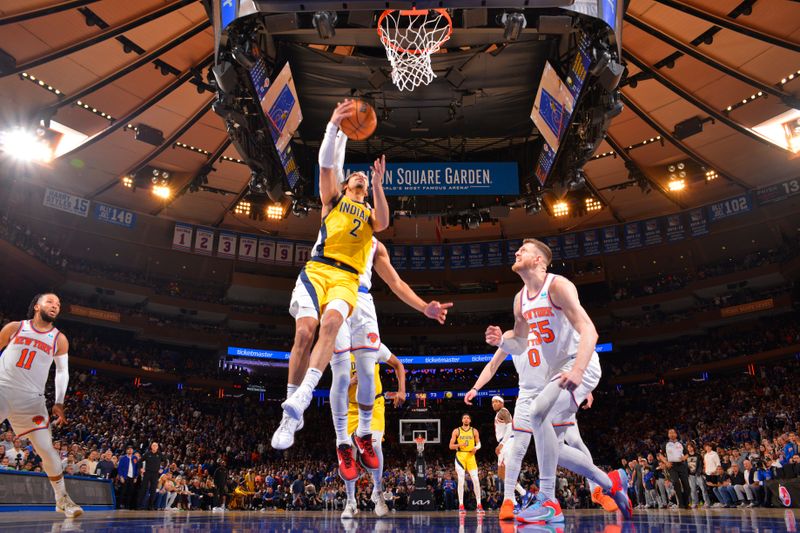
[122,175,134,188]
[152,185,171,199]
[705,169,718,181]
[266,203,284,220]
[234,200,251,216]
[668,179,686,192]
[552,201,569,217]
[585,197,603,212]
[0,128,54,163]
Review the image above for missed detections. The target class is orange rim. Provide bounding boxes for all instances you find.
[377,8,453,56]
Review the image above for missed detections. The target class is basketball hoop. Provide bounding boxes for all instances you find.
[414,435,426,455]
[377,9,453,92]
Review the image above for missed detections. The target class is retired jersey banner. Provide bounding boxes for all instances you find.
[602,226,621,253]
[275,242,293,265]
[391,245,408,270]
[581,229,601,256]
[545,236,562,261]
[624,222,643,249]
[318,162,520,196]
[294,244,311,265]
[562,233,580,259]
[238,235,257,262]
[258,239,276,263]
[689,208,709,236]
[172,223,193,251]
[467,243,485,268]
[449,244,467,269]
[194,227,214,256]
[506,239,522,264]
[665,214,686,242]
[429,245,446,270]
[485,241,504,266]
[643,218,663,246]
[708,194,752,222]
[410,246,427,270]
[218,232,237,259]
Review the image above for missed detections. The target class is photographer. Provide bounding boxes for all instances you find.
[5,438,28,470]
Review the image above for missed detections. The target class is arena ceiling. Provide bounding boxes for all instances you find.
[0,0,798,242]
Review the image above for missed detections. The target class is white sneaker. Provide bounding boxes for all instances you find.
[56,496,83,518]
[271,412,303,450]
[281,390,312,422]
[341,500,359,519]
[212,506,224,512]
[372,492,388,517]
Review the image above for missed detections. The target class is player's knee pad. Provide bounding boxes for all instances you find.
[27,431,62,476]
[354,349,377,406]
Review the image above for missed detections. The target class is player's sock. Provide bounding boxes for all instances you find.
[531,382,562,501]
[560,424,611,491]
[51,477,67,500]
[468,470,481,505]
[286,383,298,400]
[345,479,357,502]
[356,407,373,438]
[371,438,384,495]
[558,444,612,491]
[516,484,526,496]
[295,368,322,399]
[329,355,351,445]
[504,431,530,502]
[457,472,465,506]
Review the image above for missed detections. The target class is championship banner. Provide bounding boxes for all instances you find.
[485,241,504,267]
[545,236,563,261]
[708,194,752,222]
[581,229,601,256]
[562,233,580,259]
[506,239,522,264]
[429,245,445,270]
[449,244,467,269]
[274,242,293,265]
[318,162,520,196]
[194,227,214,256]
[294,244,311,266]
[643,218,663,246]
[689,209,709,236]
[624,222,643,249]
[467,243,485,268]
[410,246,427,270]
[602,226,621,253]
[238,235,257,262]
[217,232,237,259]
[391,245,408,270]
[172,223,193,251]
[665,214,686,242]
[257,239,276,263]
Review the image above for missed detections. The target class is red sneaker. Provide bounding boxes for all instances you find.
[476,503,486,515]
[352,433,380,469]
[337,444,359,481]
[458,504,466,514]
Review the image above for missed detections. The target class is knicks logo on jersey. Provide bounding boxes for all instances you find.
[12,336,53,355]
[367,332,379,344]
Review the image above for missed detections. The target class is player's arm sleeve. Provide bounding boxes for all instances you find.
[334,130,348,182]
[54,354,69,405]
[318,122,340,205]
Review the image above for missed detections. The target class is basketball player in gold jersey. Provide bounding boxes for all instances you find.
[449,414,484,515]
[272,100,390,450]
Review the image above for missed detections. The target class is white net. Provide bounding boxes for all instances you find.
[415,437,426,454]
[378,9,452,92]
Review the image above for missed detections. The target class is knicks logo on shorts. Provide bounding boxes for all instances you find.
[367,332,379,344]
[779,485,792,507]
[32,415,46,426]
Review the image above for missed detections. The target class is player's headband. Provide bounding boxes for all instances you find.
[492,396,504,403]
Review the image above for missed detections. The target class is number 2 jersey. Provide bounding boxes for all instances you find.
[513,273,600,398]
[311,194,373,274]
[0,320,60,396]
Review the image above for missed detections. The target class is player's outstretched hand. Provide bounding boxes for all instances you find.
[582,392,594,410]
[424,301,453,325]
[52,403,66,427]
[392,391,406,408]
[330,100,355,126]
[464,388,478,405]
[370,155,386,189]
[557,367,584,391]
[485,325,503,347]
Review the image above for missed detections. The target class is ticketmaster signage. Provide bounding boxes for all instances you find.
[314,162,520,196]
[227,343,612,364]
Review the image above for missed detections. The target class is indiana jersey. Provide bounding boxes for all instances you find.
[0,320,60,395]
[311,194,373,274]
[519,273,582,376]
[358,237,378,291]
[456,427,476,452]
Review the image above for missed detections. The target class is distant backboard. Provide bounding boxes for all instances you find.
[399,419,441,444]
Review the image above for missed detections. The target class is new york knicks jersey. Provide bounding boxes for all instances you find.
[358,237,378,291]
[0,320,60,395]
[312,195,373,274]
[494,411,512,443]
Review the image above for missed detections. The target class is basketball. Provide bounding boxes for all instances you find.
[340,99,378,141]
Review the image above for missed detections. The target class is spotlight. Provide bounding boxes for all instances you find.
[500,11,526,41]
[248,172,268,195]
[152,185,171,199]
[266,203,284,220]
[150,168,170,186]
[705,169,718,181]
[525,196,543,215]
[122,176,134,189]
[0,128,54,163]
[552,201,569,217]
[312,11,338,39]
[585,197,603,212]
[668,179,686,192]
[234,200,251,216]
[465,212,481,230]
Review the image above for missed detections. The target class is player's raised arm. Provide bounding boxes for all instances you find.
[52,334,70,427]
[385,354,407,408]
[373,241,452,324]
[0,321,21,350]
[319,101,355,208]
[485,291,527,355]
[369,155,389,232]
[464,343,511,405]
[549,276,598,391]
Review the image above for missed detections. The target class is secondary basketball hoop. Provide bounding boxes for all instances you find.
[414,435,426,455]
[377,8,453,92]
